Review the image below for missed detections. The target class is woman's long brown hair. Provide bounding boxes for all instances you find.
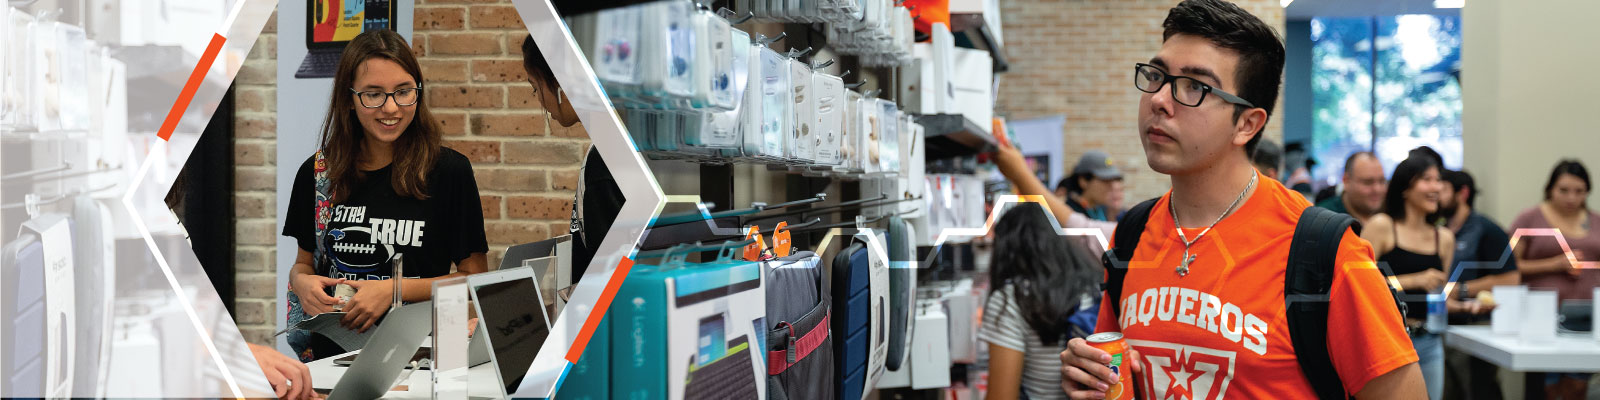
[318,29,441,203]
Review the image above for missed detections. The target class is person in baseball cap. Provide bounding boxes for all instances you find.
[1065,150,1125,221]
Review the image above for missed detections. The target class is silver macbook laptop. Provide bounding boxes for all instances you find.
[466,265,554,398]
[324,301,433,400]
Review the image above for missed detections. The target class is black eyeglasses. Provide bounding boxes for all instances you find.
[350,87,424,108]
[1134,63,1255,108]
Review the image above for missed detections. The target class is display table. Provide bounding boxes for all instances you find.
[1444,326,1600,373]
[307,346,501,399]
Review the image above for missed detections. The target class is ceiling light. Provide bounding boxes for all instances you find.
[1281,0,1294,7]
[1435,0,1464,8]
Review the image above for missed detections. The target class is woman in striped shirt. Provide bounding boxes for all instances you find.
[979,202,1104,400]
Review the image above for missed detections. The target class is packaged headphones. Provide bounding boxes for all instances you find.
[694,28,752,150]
[585,7,642,103]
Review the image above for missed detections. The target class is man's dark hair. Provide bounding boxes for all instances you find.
[1442,169,1478,208]
[521,35,559,89]
[1055,177,1074,194]
[1161,0,1285,155]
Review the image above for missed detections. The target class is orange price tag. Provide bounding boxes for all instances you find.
[772,221,793,258]
[742,226,768,261]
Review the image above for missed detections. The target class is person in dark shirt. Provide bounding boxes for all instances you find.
[281,30,489,359]
[521,35,624,279]
[1438,169,1515,400]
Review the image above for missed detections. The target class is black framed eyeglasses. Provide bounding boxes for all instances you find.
[1134,63,1255,108]
[350,87,424,108]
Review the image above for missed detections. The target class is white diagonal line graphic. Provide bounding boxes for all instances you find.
[121,143,245,400]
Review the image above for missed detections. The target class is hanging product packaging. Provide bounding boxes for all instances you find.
[696,28,752,150]
[858,94,880,174]
[876,99,901,176]
[837,89,864,175]
[2,8,34,129]
[758,46,792,161]
[34,16,61,131]
[587,7,642,103]
[787,58,815,163]
[56,23,90,132]
[811,72,846,166]
[694,11,736,111]
[739,42,768,159]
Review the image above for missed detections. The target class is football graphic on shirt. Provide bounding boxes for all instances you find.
[327,226,396,271]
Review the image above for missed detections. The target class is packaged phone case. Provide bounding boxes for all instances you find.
[694,10,734,110]
[758,47,791,160]
[589,7,642,101]
[811,72,845,166]
[787,58,815,163]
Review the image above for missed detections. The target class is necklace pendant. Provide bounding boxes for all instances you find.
[1176,253,1196,277]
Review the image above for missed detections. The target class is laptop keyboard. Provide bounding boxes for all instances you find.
[295,50,342,79]
[683,343,759,400]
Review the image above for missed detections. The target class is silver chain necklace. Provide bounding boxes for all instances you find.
[1169,172,1258,277]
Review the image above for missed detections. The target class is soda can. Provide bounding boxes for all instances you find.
[332,283,355,311]
[1086,332,1134,400]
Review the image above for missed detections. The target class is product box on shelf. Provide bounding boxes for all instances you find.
[610,256,768,400]
[930,22,956,115]
[950,47,995,135]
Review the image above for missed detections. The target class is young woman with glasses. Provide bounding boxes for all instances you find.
[280,29,489,361]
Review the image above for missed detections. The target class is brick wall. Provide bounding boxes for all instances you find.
[995,0,1285,203]
[231,2,588,345]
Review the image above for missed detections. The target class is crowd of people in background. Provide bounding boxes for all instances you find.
[992,135,1594,399]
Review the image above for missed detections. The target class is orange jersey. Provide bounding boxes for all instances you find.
[1095,172,1417,399]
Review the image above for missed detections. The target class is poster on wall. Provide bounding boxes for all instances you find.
[296,0,397,78]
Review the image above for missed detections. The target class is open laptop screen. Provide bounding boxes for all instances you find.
[472,276,550,394]
[306,0,395,49]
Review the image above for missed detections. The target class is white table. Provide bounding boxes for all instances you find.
[307,347,502,399]
[1444,326,1600,372]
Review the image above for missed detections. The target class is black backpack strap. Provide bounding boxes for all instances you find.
[1103,197,1161,321]
[1284,206,1362,399]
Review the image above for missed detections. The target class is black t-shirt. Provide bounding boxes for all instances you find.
[283,147,489,281]
[569,147,624,278]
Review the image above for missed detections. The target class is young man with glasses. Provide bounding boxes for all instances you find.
[1048,1,1426,399]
